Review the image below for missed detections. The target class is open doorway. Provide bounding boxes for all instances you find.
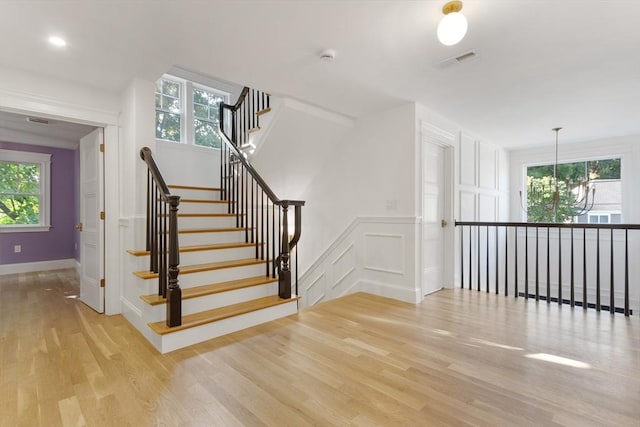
[0,110,105,312]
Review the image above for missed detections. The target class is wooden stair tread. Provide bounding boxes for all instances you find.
[140,275,278,305]
[127,242,258,257]
[168,184,221,191]
[256,107,271,116]
[179,227,248,234]
[246,126,261,134]
[148,295,299,335]
[133,258,265,279]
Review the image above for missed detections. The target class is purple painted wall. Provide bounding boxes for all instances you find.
[0,141,78,265]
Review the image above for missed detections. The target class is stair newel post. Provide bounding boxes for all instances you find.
[278,202,292,299]
[166,194,182,327]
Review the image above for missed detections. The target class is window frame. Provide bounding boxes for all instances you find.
[155,75,230,150]
[0,149,51,233]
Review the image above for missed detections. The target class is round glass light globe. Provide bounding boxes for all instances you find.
[437,12,468,46]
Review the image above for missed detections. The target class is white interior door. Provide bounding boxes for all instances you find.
[79,128,104,313]
[422,142,445,295]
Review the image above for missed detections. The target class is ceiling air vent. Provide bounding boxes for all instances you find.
[455,51,476,62]
[436,49,478,68]
[27,116,50,124]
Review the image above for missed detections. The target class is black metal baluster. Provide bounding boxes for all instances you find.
[504,226,508,297]
[486,226,489,293]
[570,228,575,308]
[583,228,587,310]
[468,226,472,290]
[525,226,529,299]
[146,172,151,252]
[265,198,270,277]
[596,228,601,312]
[495,227,499,295]
[610,228,614,314]
[477,226,480,291]
[514,226,518,298]
[272,202,276,278]
[244,168,249,242]
[261,190,265,261]
[151,183,157,274]
[624,229,629,316]
[558,228,562,306]
[535,227,539,301]
[460,225,464,289]
[546,226,550,303]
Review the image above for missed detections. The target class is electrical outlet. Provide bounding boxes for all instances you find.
[14,245,21,253]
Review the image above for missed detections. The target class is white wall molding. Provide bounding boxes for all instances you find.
[298,216,420,308]
[0,258,76,275]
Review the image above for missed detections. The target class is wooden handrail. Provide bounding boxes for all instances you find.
[218,86,305,299]
[140,147,182,327]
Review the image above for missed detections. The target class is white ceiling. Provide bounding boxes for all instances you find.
[1,0,639,149]
[0,110,95,149]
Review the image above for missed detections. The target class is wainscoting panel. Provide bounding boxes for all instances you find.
[459,191,476,221]
[478,142,497,191]
[363,233,405,275]
[299,217,420,308]
[459,133,476,186]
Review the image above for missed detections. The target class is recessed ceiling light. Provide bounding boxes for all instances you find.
[48,36,67,48]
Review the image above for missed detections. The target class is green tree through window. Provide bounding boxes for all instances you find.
[0,161,41,225]
[526,158,621,223]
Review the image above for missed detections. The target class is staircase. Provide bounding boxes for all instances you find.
[128,88,304,353]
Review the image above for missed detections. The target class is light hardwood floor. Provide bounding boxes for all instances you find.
[1,269,638,426]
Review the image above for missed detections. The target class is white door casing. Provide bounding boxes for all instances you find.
[79,128,104,313]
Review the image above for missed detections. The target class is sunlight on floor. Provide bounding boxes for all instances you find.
[525,353,592,369]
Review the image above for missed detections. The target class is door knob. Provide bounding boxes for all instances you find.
[441,219,448,228]
[75,223,83,231]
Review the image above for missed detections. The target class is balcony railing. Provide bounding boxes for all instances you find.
[455,221,640,316]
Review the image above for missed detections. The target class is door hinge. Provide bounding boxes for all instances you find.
[100,278,105,288]
[99,143,105,153]
[100,211,105,220]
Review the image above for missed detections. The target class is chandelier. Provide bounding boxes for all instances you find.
[520,128,596,223]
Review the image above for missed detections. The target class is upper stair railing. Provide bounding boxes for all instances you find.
[140,147,181,327]
[219,87,304,299]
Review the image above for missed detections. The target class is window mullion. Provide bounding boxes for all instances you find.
[185,81,194,145]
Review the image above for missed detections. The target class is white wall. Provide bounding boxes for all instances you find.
[154,141,221,188]
[297,103,420,306]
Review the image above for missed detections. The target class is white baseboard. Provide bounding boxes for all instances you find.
[0,258,77,275]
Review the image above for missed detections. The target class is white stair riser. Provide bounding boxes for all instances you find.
[170,188,221,199]
[144,282,278,322]
[131,246,259,270]
[179,202,229,214]
[158,300,298,353]
[135,263,270,294]
[178,216,237,229]
[179,230,247,246]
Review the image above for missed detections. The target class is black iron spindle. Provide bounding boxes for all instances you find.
[596,228,601,311]
[468,226,472,290]
[558,228,562,306]
[486,226,489,293]
[570,228,575,308]
[525,226,529,299]
[546,226,550,303]
[535,227,539,301]
[495,227,499,295]
[477,226,480,291]
[624,229,629,316]
[504,226,508,297]
[514,226,518,298]
[610,228,614,314]
[460,225,464,289]
[583,228,587,310]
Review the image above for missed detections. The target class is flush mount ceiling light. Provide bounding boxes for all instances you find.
[437,1,468,46]
[47,35,67,48]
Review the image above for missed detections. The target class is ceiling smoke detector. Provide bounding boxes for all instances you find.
[319,49,336,62]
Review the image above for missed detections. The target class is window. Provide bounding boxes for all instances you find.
[0,149,51,232]
[155,75,228,149]
[155,78,182,142]
[526,158,621,223]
